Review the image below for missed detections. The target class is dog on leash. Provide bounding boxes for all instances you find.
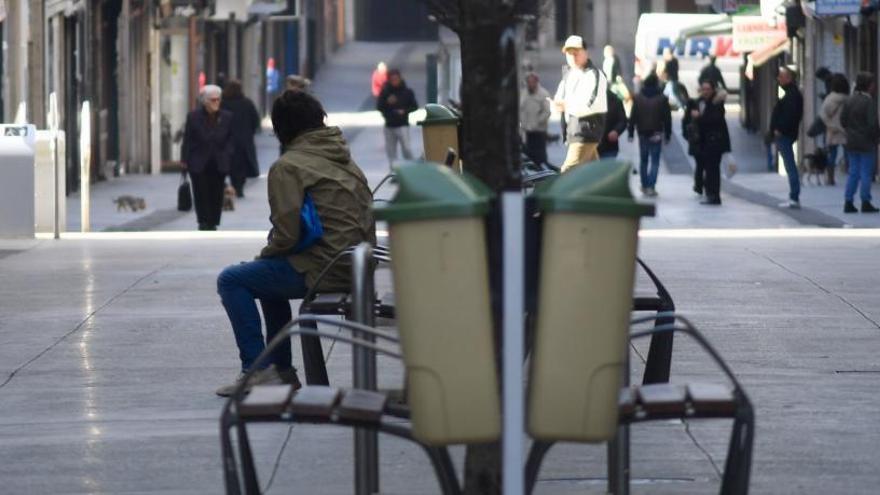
[113,195,146,212]
[803,148,828,186]
[222,185,236,211]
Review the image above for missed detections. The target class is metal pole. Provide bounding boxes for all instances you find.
[607,351,630,494]
[79,101,91,233]
[49,92,60,239]
[502,192,525,495]
[351,242,379,495]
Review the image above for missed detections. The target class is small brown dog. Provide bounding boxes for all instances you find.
[222,185,236,211]
[113,195,146,212]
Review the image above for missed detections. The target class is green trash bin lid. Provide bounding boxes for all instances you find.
[417,104,461,127]
[534,160,655,217]
[375,161,492,222]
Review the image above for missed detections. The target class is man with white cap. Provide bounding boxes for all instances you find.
[554,35,609,171]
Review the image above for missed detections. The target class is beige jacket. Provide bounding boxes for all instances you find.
[520,85,552,133]
[820,92,848,146]
[260,126,376,290]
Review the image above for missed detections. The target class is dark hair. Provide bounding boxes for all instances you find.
[222,79,243,100]
[701,79,718,91]
[830,73,850,95]
[387,68,402,79]
[855,72,874,92]
[780,66,798,82]
[271,90,327,145]
[815,67,831,81]
[642,73,659,88]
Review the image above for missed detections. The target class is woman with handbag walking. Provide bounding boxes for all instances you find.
[181,85,234,230]
[682,80,730,205]
[819,74,850,186]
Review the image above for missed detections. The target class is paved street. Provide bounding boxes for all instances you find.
[2,41,880,494]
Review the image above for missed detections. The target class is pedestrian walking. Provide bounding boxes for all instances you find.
[770,66,804,209]
[661,47,685,109]
[555,35,609,172]
[377,68,419,168]
[818,73,849,186]
[520,72,552,166]
[603,45,622,83]
[221,79,261,198]
[627,73,671,196]
[698,56,727,91]
[840,72,880,213]
[598,90,628,160]
[371,62,388,98]
[683,80,730,205]
[215,90,376,396]
[181,85,234,230]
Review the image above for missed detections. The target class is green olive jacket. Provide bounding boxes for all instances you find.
[260,126,376,290]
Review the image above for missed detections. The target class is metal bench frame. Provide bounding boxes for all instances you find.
[524,314,754,495]
[220,315,461,495]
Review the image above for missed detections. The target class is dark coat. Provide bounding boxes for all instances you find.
[682,95,731,156]
[377,82,418,128]
[664,57,679,81]
[181,108,234,175]
[598,92,628,155]
[221,96,261,178]
[841,91,880,152]
[627,85,672,141]
[770,83,803,140]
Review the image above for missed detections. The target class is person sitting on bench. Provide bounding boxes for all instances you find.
[215,90,376,397]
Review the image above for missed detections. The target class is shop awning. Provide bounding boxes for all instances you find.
[747,36,789,67]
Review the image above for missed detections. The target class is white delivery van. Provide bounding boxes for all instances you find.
[634,13,742,98]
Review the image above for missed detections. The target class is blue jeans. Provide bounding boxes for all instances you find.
[776,136,800,201]
[845,151,875,203]
[639,135,662,189]
[217,257,308,372]
[827,145,841,172]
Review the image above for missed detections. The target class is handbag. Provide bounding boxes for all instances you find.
[291,192,323,254]
[807,116,826,138]
[177,171,192,212]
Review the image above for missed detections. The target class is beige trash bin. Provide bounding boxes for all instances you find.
[417,104,461,171]
[528,160,655,442]
[375,162,499,445]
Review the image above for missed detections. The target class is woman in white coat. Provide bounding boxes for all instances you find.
[819,73,850,186]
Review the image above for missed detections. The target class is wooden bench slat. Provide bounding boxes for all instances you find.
[290,386,342,417]
[337,389,388,423]
[240,385,295,417]
[632,294,662,311]
[687,383,736,415]
[636,384,687,414]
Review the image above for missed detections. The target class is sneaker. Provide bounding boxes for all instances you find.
[693,186,703,196]
[862,201,879,213]
[277,367,303,390]
[779,200,800,209]
[700,197,722,205]
[215,366,284,397]
[647,188,658,197]
[844,201,858,213]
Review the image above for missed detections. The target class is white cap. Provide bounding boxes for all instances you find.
[562,35,587,53]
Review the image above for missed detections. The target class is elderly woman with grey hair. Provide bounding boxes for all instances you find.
[181,84,234,230]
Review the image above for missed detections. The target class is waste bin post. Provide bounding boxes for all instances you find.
[417,104,461,171]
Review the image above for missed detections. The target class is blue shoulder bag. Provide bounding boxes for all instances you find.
[292,192,324,253]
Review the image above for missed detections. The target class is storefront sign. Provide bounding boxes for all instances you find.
[815,0,863,15]
[732,16,788,53]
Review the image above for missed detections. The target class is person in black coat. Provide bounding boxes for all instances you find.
[377,69,419,168]
[181,85,234,230]
[598,91,628,159]
[770,67,804,208]
[683,80,731,205]
[221,79,261,198]
[698,56,727,90]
